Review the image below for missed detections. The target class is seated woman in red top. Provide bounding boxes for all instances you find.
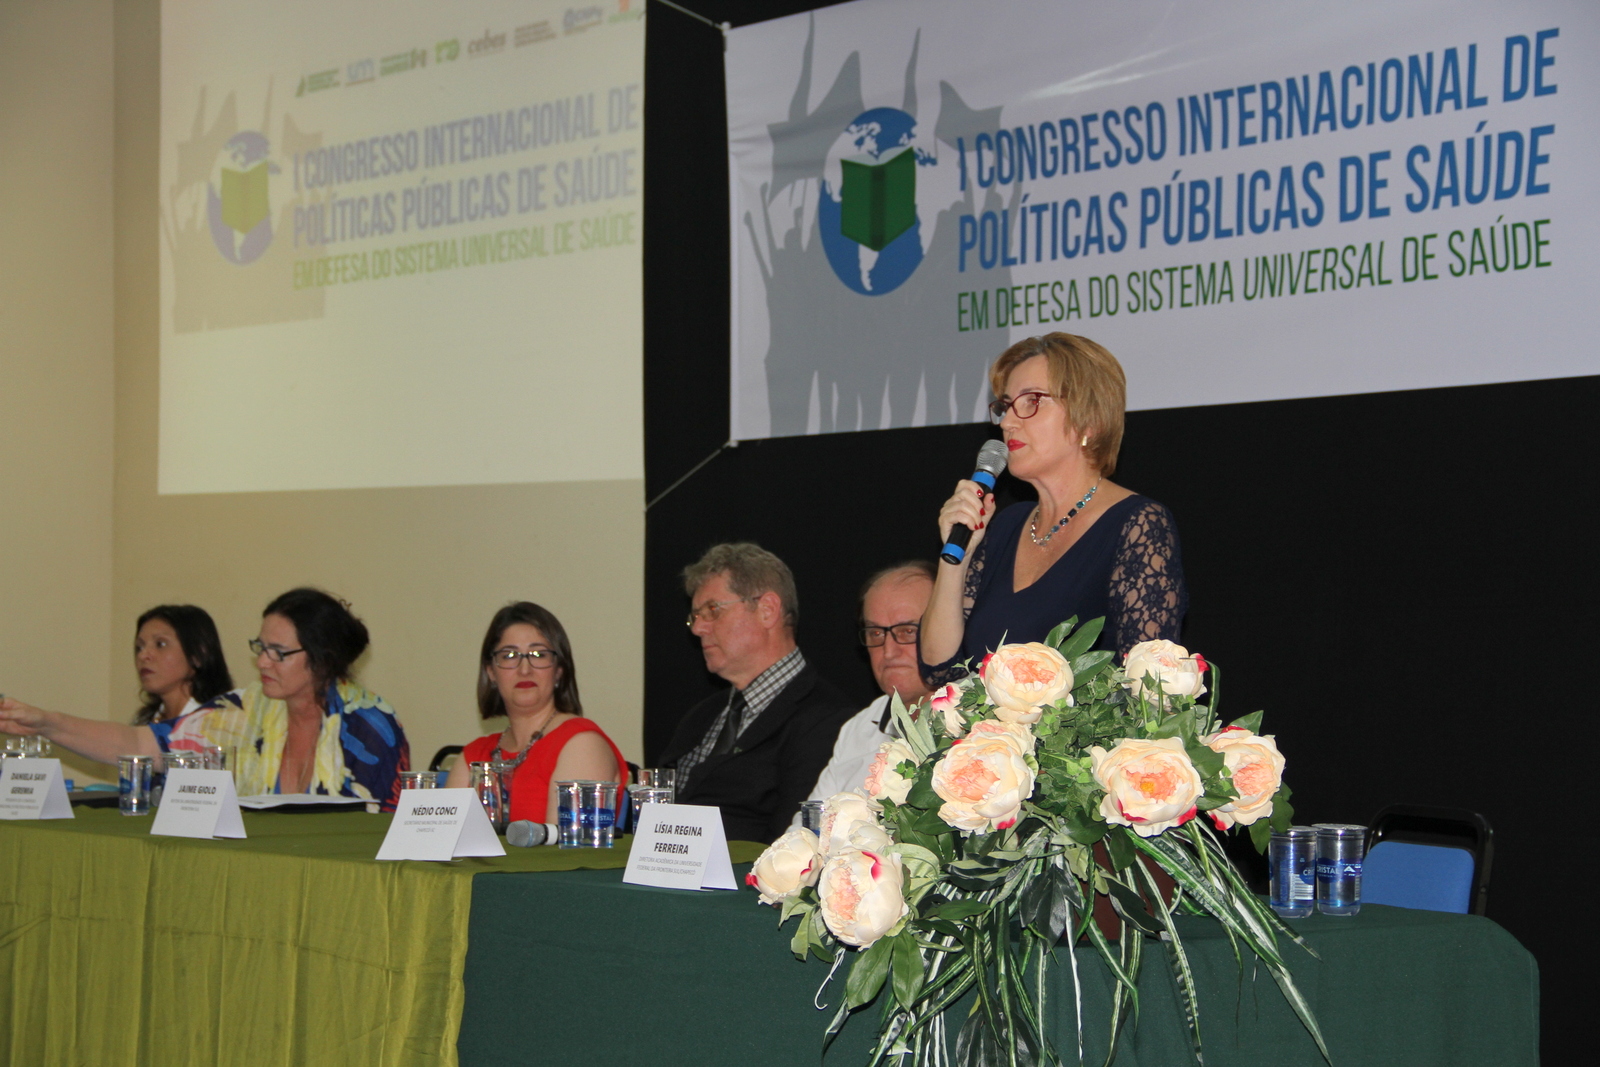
[445,601,628,822]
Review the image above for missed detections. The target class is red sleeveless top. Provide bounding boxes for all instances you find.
[462,718,629,823]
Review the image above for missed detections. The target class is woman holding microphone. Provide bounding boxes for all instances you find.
[920,333,1188,686]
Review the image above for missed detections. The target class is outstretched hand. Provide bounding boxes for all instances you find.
[0,696,47,736]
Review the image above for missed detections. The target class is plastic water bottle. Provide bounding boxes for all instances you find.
[1314,823,1367,916]
[1269,826,1317,918]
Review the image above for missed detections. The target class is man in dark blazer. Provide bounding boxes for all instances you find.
[658,543,856,843]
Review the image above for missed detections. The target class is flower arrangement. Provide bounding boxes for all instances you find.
[748,617,1326,1066]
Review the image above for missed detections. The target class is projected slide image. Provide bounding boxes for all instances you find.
[159,0,644,494]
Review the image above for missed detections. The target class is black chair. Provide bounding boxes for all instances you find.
[429,745,464,773]
[1364,804,1493,915]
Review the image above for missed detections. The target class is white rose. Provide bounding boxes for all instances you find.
[982,643,1074,724]
[745,826,821,905]
[818,792,882,855]
[1089,736,1204,837]
[816,847,909,948]
[930,724,1036,833]
[1124,640,1208,701]
[862,738,917,807]
[930,683,966,737]
[1202,726,1286,829]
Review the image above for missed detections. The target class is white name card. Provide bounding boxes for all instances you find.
[150,769,246,839]
[622,803,737,891]
[0,758,73,820]
[375,788,506,861]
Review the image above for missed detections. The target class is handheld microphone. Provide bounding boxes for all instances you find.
[506,820,559,847]
[940,440,1009,565]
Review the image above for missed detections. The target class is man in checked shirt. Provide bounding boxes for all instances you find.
[659,543,856,843]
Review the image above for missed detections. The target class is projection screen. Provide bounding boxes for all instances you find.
[159,0,643,493]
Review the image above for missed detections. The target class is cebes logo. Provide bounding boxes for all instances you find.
[564,6,603,34]
[819,108,934,295]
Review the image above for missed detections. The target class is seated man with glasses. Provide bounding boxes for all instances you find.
[805,562,935,805]
[656,542,857,843]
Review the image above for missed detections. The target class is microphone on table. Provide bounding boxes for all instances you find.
[506,820,559,847]
[940,439,1009,565]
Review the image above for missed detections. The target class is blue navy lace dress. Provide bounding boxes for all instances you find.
[920,495,1187,687]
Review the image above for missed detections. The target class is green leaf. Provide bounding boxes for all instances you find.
[1058,616,1104,660]
[890,929,924,1009]
[1069,649,1114,685]
[1227,708,1262,735]
[1104,826,1137,871]
[905,770,942,811]
[930,898,992,922]
[1021,863,1075,943]
[844,936,894,1009]
[1045,615,1086,651]
[1185,741,1225,780]
[1104,875,1165,937]
[1249,817,1272,854]
[1269,782,1295,833]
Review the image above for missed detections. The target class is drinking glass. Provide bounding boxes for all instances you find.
[580,781,619,848]
[555,780,583,848]
[635,767,676,801]
[398,770,434,791]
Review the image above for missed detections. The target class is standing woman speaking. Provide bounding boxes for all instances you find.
[920,333,1188,686]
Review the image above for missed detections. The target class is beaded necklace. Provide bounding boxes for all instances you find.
[1028,481,1100,547]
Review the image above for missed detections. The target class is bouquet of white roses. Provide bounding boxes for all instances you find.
[748,617,1326,1067]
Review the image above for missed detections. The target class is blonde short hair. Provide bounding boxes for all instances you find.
[988,333,1127,476]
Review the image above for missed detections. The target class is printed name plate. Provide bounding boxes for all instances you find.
[0,758,73,820]
[150,769,246,839]
[623,803,737,891]
[376,788,506,861]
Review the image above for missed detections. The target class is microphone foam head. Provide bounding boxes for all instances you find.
[506,820,546,848]
[975,438,1009,476]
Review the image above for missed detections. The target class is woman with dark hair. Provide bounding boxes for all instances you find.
[444,602,628,823]
[0,588,410,811]
[132,605,235,724]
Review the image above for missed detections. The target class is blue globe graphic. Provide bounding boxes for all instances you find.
[819,107,924,296]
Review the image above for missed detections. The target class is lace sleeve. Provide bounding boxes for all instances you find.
[1107,501,1188,658]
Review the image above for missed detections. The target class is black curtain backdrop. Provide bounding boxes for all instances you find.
[642,2,1592,1056]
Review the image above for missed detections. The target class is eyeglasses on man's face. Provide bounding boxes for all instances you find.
[248,638,305,663]
[685,596,758,628]
[860,623,920,648]
[491,647,559,670]
[988,390,1055,422]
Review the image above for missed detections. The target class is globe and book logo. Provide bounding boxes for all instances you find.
[819,107,932,295]
[206,131,281,265]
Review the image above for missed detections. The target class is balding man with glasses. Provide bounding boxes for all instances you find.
[804,561,935,804]
[658,542,856,843]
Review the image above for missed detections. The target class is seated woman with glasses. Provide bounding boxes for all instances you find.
[444,602,628,824]
[920,333,1188,687]
[0,588,410,810]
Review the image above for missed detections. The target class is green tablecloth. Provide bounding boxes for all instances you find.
[1,811,1538,1066]
[0,808,762,1066]
[459,872,1539,1067]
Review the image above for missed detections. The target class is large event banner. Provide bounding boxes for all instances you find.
[160,0,643,494]
[727,0,1597,441]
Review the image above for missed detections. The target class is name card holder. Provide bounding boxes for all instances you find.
[151,769,246,839]
[0,758,73,820]
[623,803,737,891]
[376,788,506,861]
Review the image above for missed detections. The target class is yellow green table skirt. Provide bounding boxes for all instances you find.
[0,808,763,1066]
